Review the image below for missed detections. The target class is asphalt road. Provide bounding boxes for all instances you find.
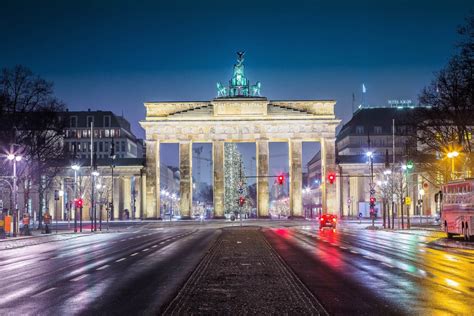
[264,225,474,315]
[0,226,220,315]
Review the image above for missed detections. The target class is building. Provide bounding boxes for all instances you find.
[63,110,143,159]
[334,106,439,219]
[140,53,341,219]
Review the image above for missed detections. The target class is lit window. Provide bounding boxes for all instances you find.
[105,129,110,137]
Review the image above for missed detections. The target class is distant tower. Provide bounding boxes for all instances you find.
[361,83,367,108]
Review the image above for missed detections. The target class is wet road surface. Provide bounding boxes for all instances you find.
[0,226,220,315]
[264,225,474,315]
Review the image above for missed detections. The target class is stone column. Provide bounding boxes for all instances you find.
[113,176,121,220]
[140,169,146,219]
[123,177,131,217]
[145,140,160,219]
[289,139,303,218]
[179,142,192,219]
[321,137,337,214]
[213,141,225,218]
[256,140,269,218]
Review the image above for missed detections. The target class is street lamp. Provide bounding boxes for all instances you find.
[7,154,22,237]
[71,164,81,232]
[447,151,459,179]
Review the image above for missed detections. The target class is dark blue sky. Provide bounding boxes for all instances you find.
[1,0,472,140]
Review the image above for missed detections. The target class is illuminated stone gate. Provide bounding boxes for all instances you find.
[140,53,340,219]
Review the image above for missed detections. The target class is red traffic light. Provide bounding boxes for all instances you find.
[370,197,376,203]
[239,196,245,207]
[277,175,285,185]
[327,173,336,184]
[75,198,83,208]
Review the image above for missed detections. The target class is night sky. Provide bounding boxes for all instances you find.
[1,0,472,176]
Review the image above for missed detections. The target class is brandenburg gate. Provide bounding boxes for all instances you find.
[140,53,340,219]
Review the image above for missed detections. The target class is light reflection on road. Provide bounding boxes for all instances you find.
[271,225,474,315]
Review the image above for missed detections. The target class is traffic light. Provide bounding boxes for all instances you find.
[277,175,285,185]
[75,198,83,208]
[369,197,376,207]
[239,196,245,207]
[327,173,336,184]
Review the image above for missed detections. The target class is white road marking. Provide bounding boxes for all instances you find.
[142,248,149,252]
[152,245,157,248]
[96,265,110,271]
[130,252,138,257]
[159,241,165,244]
[382,262,394,268]
[350,250,358,254]
[340,246,348,250]
[115,258,126,262]
[33,287,56,297]
[120,239,126,242]
[363,255,373,260]
[71,274,89,282]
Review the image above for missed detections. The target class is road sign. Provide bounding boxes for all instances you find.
[405,197,412,205]
[238,187,244,194]
[370,189,375,195]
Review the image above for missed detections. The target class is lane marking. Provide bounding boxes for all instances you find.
[350,250,358,254]
[33,287,56,297]
[159,241,165,244]
[115,258,126,262]
[130,253,138,257]
[363,255,373,260]
[340,246,348,250]
[97,265,110,271]
[382,262,394,268]
[142,248,149,252]
[71,274,89,282]
[152,245,157,248]
[120,239,126,242]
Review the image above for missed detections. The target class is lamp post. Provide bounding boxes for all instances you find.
[91,170,99,231]
[366,151,375,227]
[7,154,22,236]
[447,151,459,180]
[72,164,80,232]
[110,139,116,221]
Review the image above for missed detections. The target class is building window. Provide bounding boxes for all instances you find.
[87,116,94,127]
[110,129,115,137]
[104,115,111,127]
[121,141,126,152]
[105,142,109,152]
[70,116,78,128]
[99,142,103,152]
[374,126,382,134]
[356,126,364,135]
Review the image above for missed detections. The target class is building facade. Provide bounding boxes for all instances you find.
[63,110,143,159]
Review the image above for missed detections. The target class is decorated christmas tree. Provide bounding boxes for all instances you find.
[224,143,248,214]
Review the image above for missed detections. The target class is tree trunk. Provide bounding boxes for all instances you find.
[37,172,43,229]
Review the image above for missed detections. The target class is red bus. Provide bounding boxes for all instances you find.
[441,179,474,241]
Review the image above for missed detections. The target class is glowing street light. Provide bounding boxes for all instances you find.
[6,153,22,236]
[447,151,459,178]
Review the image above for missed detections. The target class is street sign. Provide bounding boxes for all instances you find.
[238,187,244,194]
[405,197,412,205]
[370,189,375,195]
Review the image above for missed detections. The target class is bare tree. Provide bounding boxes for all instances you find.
[0,65,66,227]
[415,14,474,182]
